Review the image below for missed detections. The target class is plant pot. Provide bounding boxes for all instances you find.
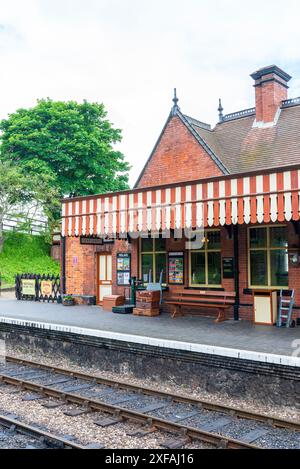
[62,299,75,306]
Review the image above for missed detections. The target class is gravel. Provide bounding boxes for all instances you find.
[254,428,300,449]
[0,427,45,449]
[0,386,208,449]
[6,346,299,425]
[0,346,299,449]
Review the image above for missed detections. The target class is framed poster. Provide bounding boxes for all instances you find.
[41,280,52,297]
[168,252,184,285]
[117,253,131,286]
[21,279,36,296]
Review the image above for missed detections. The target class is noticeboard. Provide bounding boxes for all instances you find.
[21,279,36,296]
[222,257,235,279]
[168,252,184,285]
[41,280,52,297]
[117,253,131,286]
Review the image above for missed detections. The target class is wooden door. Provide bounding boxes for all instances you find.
[97,253,112,303]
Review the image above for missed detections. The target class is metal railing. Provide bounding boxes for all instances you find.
[281,97,300,108]
[15,273,61,303]
[222,108,256,122]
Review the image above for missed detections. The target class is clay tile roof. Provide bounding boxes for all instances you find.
[191,105,300,174]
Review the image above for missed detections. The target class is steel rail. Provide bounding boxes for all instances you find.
[4,356,300,432]
[0,413,86,449]
[0,371,257,449]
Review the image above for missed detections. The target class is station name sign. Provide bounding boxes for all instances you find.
[80,236,114,246]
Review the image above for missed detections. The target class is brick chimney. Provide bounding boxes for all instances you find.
[251,65,291,126]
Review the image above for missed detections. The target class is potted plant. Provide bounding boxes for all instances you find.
[62,295,75,306]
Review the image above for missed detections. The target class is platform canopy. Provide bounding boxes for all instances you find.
[61,167,300,237]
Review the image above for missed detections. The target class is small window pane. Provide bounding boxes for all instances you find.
[141,253,153,282]
[207,252,221,285]
[191,252,205,285]
[141,238,153,252]
[270,250,288,286]
[269,227,288,248]
[207,231,221,250]
[155,253,167,283]
[250,228,267,248]
[250,251,268,286]
[155,238,166,252]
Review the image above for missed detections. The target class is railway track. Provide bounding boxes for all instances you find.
[0,413,87,449]
[0,356,299,449]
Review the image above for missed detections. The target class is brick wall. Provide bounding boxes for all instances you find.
[64,222,299,320]
[65,237,138,303]
[255,79,287,123]
[136,116,222,188]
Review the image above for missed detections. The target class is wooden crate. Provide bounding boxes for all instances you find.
[102,295,125,312]
[136,291,161,303]
[133,307,160,317]
[135,301,160,310]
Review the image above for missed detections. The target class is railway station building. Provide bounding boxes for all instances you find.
[61,65,300,324]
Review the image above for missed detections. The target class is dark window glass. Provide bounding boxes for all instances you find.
[155,238,166,252]
[269,227,288,248]
[141,238,153,252]
[207,231,221,250]
[191,252,206,285]
[250,228,267,248]
[141,253,153,282]
[250,251,267,286]
[270,250,288,286]
[155,253,167,283]
[207,252,221,285]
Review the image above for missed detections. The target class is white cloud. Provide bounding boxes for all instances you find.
[1,0,300,185]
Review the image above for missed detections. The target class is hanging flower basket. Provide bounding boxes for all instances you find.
[62,295,75,306]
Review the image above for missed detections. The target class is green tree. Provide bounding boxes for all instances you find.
[0,161,59,252]
[0,99,130,198]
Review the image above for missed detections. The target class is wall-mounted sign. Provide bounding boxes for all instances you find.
[80,236,115,245]
[168,252,184,285]
[73,256,78,265]
[223,257,235,279]
[41,280,52,297]
[117,253,131,286]
[80,236,104,245]
[21,279,36,296]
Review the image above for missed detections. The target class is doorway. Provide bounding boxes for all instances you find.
[97,253,112,303]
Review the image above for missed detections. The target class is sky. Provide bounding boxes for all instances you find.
[1,0,300,187]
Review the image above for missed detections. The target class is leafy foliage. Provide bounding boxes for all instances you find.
[0,160,60,251]
[0,99,130,198]
[0,232,60,287]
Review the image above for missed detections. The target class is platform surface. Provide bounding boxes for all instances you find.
[0,297,300,367]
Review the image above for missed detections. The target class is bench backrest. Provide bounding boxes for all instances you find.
[180,291,235,298]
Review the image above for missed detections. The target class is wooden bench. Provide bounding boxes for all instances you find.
[164,290,236,323]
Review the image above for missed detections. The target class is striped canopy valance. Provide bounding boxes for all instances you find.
[61,168,300,237]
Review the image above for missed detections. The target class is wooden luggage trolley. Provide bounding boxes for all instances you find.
[165,290,236,323]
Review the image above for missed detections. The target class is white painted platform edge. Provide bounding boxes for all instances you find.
[1,316,299,368]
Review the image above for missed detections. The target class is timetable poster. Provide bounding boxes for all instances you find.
[117,253,131,286]
[168,252,184,285]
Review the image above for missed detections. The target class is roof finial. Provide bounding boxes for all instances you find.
[218,98,224,123]
[171,88,180,115]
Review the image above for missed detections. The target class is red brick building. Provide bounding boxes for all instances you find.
[61,65,300,323]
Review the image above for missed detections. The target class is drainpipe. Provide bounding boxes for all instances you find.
[61,236,66,295]
[233,225,240,321]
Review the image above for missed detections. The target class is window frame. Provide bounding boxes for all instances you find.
[139,236,167,284]
[189,229,222,288]
[248,224,288,289]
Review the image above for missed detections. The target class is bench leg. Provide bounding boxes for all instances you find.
[171,305,183,319]
[215,308,228,323]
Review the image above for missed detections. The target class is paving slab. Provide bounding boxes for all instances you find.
[0,298,299,366]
